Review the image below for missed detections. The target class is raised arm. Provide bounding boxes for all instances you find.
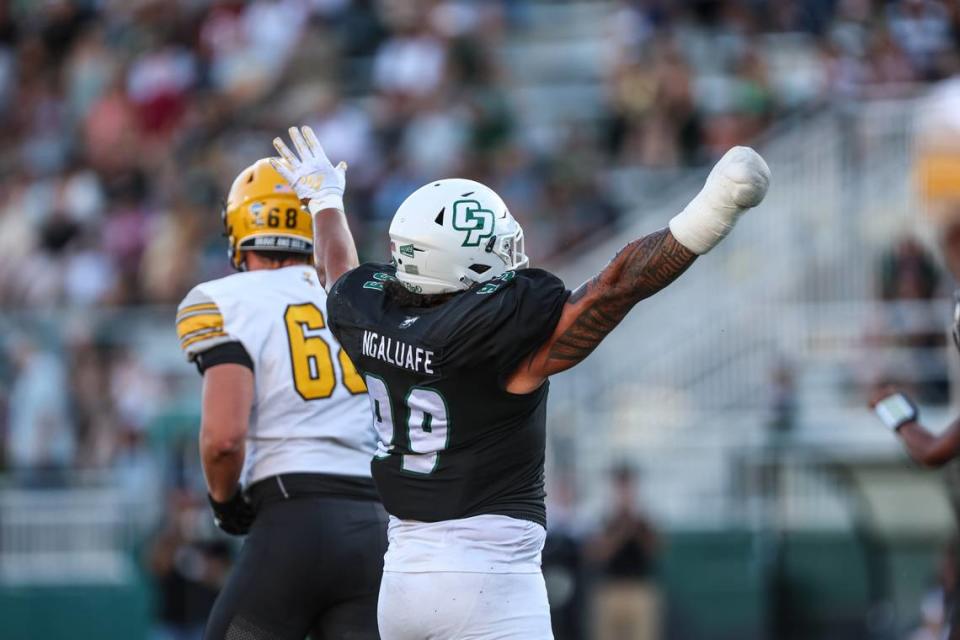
[506,146,770,394]
[270,126,358,289]
[313,208,359,288]
[506,229,695,393]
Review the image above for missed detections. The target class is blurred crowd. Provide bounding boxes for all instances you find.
[0,0,957,312]
[0,0,595,312]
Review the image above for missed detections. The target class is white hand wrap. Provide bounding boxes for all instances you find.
[669,146,771,254]
[270,126,347,216]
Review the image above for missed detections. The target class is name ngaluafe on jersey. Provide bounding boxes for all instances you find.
[362,330,435,374]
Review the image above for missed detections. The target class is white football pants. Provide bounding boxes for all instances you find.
[378,570,554,640]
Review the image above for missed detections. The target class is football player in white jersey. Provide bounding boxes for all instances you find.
[175,128,385,640]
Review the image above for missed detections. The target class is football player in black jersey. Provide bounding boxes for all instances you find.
[323,147,771,639]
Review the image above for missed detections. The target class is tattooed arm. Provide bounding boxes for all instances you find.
[503,146,771,394]
[505,228,697,394]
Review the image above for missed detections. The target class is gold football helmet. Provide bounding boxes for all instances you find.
[222,158,313,270]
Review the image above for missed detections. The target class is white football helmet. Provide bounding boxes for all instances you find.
[389,178,529,294]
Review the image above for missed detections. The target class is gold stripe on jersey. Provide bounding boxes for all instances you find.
[177,311,223,330]
[176,303,220,321]
[181,329,229,351]
[176,313,224,341]
[179,324,225,343]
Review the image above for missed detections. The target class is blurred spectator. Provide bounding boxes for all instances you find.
[768,360,798,437]
[372,18,446,98]
[908,539,958,640]
[545,475,587,640]
[5,334,74,483]
[868,236,949,404]
[887,0,953,81]
[145,487,233,640]
[304,86,380,187]
[878,236,941,301]
[587,465,661,640]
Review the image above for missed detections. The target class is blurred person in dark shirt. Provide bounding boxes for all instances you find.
[870,236,948,405]
[146,487,232,640]
[878,236,941,301]
[544,474,587,640]
[587,465,661,640]
[6,333,74,484]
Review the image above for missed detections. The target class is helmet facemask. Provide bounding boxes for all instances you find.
[488,224,528,272]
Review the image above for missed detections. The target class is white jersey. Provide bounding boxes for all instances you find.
[176,265,375,487]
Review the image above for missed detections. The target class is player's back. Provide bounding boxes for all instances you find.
[327,262,569,527]
[177,265,375,488]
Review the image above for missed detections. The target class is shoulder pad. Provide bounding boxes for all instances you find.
[328,263,395,331]
[336,263,395,292]
[435,268,569,370]
[176,286,233,361]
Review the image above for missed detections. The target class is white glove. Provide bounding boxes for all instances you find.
[669,146,771,254]
[270,125,347,216]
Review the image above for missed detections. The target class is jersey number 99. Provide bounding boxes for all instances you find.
[365,375,449,475]
[284,303,367,399]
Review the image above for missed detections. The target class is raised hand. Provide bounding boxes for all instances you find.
[669,146,771,255]
[270,125,347,215]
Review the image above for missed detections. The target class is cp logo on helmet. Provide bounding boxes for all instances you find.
[452,200,494,247]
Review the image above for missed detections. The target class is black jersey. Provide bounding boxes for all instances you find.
[327,263,569,527]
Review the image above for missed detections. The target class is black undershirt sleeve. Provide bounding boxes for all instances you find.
[195,341,254,375]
